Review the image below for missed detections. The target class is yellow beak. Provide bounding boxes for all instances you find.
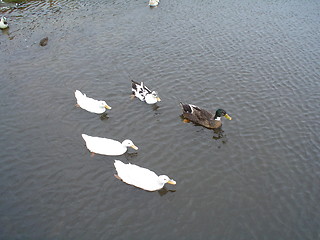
[157,97,161,102]
[104,105,112,110]
[167,179,176,185]
[224,114,232,120]
[131,144,138,150]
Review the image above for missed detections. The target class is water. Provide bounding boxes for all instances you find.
[1,0,319,239]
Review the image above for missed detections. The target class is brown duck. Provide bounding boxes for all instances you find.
[180,102,232,129]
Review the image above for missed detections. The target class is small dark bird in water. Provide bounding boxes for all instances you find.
[39,37,48,46]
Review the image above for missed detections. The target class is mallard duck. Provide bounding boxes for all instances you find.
[180,102,232,129]
[75,90,111,114]
[114,160,176,191]
[0,17,8,29]
[149,0,159,7]
[82,134,138,156]
[131,80,161,104]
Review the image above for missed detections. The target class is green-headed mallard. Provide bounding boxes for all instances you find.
[180,102,232,129]
[114,160,176,191]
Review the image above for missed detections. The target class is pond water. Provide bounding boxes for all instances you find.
[0,0,319,239]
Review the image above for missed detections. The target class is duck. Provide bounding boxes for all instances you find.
[180,102,232,129]
[0,16,8,29]
[149,0,159,7]
[39,37,48,46]
[75,90,111,114]
[82,134,138,156]
[114,160,176,191]
[131,80,161,104]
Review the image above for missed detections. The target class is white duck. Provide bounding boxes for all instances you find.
[75,90,111,114]
[0,17,8,29]
[149,0,159,7]
[114,160,176,191]
[131,80,161,104]
[82,134,138,156]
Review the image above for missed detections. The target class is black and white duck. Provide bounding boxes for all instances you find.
[131,80,161,104]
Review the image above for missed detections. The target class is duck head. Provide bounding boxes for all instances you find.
[122,139,138,150]
[214,109,232,121]
[99,101,112,110]
[145,91,161,104]
[152,91,161,101]
[158,175,176,185]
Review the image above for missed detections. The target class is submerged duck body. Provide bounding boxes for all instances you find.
[82,134,138,156]
[0,16,8,29]
[114,160,176,191]
[131,80,161,104]
[180,102,232,129]
[75,90,111,114]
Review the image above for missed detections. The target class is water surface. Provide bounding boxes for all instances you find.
[1,0,319,239]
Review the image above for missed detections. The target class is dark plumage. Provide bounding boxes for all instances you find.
[39,37,48,46]
[180,102,232,129]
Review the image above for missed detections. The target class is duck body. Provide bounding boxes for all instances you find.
[39,37,48,46]
[114,160,176,191]
[0,16,8,29]
[149,0,159,7]
[131,80,161,104]
[82,134,138,156]
[75,90,111,114]
[180,102,232,129]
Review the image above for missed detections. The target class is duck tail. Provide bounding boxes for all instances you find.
[179,102,186,110]
[114,160,125,171]
[75,90,85,99]
[131,79,140,85]
[180,102,192,113]
[81,134,89,141]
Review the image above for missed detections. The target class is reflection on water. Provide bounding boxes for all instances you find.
[99,112,109,121]
[151,103,160,111]
[124,152,139,161]
[212,128,227,142]
[157,187,176,197]
[179,114,228,141]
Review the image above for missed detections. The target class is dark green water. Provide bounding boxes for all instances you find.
[1,0,319,239]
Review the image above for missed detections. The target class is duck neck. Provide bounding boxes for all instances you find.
[145,94,156,104]
[214,116,221,121]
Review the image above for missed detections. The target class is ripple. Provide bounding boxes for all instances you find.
[1,0,320,239]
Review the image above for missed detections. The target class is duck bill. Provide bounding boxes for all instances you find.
[104,105,112,110]
[224,114,232,120]
[167,179,176,185]
[157,97,161,102]
[131,145,138,150]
